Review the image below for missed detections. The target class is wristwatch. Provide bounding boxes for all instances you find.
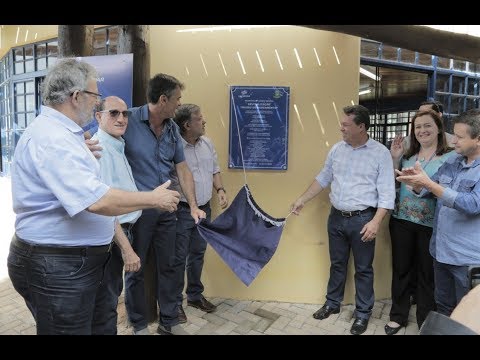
[216,187,226,193]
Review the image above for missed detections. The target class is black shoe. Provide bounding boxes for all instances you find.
[312,305,340,320]
[187,295,217,313]
[350,318,369,335]
[178,305,187,324]
[384,323,403,335]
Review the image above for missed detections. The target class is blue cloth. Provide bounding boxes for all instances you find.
[423,154,480,265]
[197,185,285,286]
[92,128,141,225]
[11,106,113,246]
[123,104,185,191]
[316,138,395,211]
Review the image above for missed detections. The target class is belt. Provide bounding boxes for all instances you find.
[11,235,113,256]
[178,201,210,210]
[332,207,376,218]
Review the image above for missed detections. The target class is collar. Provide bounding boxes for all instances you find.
[182,135,203,147]
[41,105,84,134]
[96,128,125,153]
[140,104,174,132]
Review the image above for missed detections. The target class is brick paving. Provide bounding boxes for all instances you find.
[0,276,418,335]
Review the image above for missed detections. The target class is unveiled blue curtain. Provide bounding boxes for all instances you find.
[197,185,285,286]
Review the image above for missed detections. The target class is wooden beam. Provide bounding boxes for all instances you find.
[301,25,480,64]
[58,25,94,57]
[118,25,150,107]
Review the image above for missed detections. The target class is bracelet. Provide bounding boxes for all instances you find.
[216,187,226,193]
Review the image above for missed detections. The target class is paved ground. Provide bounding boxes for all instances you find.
[0,276,419,335]
[0,176,418,335]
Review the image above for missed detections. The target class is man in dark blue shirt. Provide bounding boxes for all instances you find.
[123,74,205,335]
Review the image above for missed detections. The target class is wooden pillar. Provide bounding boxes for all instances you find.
[58,25,94,57]
[118,25,150,107]
[117,25,157,323]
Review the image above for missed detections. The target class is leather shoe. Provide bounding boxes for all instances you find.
[384,323,403,335]
[178,305,187,324]
[312,305,340,320]
[187,295,217,313]
[350,318,369,335]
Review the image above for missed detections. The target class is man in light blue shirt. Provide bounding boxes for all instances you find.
[8,59,181,335]
[397,109,480,317]
[291,105,395,335]
[91,96,142,335]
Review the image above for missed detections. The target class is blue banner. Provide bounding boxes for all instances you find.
[229,86,289,170]
[79,53,134,134]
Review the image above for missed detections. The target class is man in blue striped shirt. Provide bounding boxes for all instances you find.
[291,105,395,335]
[396,109,480,317]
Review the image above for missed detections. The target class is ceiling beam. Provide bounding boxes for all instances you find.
[301,25,480,64]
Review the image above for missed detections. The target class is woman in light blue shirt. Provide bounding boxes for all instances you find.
[385,110,454,334]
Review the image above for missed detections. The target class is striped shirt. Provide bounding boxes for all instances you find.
[315,138,395,211]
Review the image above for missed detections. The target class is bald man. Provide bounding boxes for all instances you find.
[91,96,143,335]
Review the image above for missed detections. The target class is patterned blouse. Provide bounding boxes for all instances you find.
[392,151,454,227]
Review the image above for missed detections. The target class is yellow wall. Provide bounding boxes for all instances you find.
[1,24,393,305]
[0,25,58,57]
[150,25,392,304]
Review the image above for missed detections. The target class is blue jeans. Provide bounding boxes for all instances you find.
[92,226,133,335]
[174,203,211,305]
[124,210,177,330]
[325,207,376,320]
[433,260,469,316]
[7,238,111,335]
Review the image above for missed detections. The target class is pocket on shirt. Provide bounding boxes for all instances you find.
[457,179,476,193]
[439,175,453,186]
[160,137,176,162]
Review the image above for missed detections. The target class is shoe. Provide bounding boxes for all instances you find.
[384,322,403,335]
[187,295,217,313]
[312,305,340,320]
[157,324,189,335]
[350,318,369,335]
[178,305,187,324]
[133,327,151,335]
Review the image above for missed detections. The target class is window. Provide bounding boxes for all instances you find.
[0,25,119,176]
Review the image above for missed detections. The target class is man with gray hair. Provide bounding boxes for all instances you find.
[172,104,228,323]
[7,58,180,335]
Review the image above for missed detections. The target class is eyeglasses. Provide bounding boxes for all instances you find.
[81,90,103,99]
[97,109,131,118]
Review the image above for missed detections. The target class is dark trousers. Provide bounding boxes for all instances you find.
[388,218,435,328]
[124,210,177,330]
[325,207,376,320]
[433,260,469,316]
[174,203,211,305]
[92,226,133,335]
[7,238,110,335]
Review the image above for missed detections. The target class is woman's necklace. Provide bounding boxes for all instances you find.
[415,150,437,169]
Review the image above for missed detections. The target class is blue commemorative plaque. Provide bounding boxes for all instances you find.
[229,86,290,170]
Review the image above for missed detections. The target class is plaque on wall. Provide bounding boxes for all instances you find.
[229,86,290,170]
